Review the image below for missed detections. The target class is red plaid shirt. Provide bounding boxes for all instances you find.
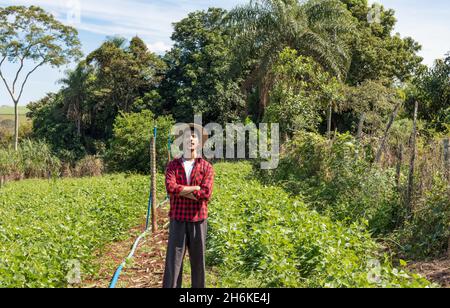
[165,157,214,222]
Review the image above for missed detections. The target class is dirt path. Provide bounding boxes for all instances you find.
[408,259,450,288]
[83,205,449,289]
[83,207,171,288]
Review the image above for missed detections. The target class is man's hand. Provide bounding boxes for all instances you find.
[183,192,198,201]
[179,186,201,196]
[177,186,200,201]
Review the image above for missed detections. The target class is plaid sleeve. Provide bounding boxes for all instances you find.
[192,163,214,201]
[165,161,184,195]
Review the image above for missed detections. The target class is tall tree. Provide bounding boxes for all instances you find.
[160,8,246,124]
[340,0,423,85]
[86,36,165,139]
[227,0,354,120]
[58,61,93,137]
[0,6,82,150]
[406,53,450,132]
[264,48,344,139]
[342,80,399,136]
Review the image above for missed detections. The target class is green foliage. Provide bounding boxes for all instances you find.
[0,6,82,69]
[207,162,431,287]
[406,55,450,132]
[86,36,166,138]
[27,93,86,160]
[227,0,354,119]
[19,139,61,178]
[0,5,82,148]
[395,176,450,259]
[27,36,166,158]
[160,8,246,124]
[342,80,400,135]
[265,48,344,137]
[106,110,175,173]
[258,132,402,235]
[0,174,153,287]
[340,0,423,85]
[0,139,60,178]
[0,146,20,177]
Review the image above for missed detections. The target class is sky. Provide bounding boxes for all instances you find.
[0,0,449,106]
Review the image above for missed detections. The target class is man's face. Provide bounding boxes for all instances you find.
[186,130,200,151]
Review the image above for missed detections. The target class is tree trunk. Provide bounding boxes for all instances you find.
[77,116,81,136]
[406,101,418,217]
[258,77,271,121]
[14,102,19,151]
[444,138,450,182]
[356,113,365,141]
[327,103,333,139]
[396,144,404,191]
[375,102,402,164]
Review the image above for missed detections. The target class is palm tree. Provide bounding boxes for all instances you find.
[227,0,354,120]
[59,62,91,137]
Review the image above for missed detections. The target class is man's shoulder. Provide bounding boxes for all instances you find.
[167,158,182,169]
[199,158,214,170]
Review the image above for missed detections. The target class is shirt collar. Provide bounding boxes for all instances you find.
[178,156,202,164]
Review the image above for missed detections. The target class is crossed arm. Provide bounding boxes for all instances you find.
[165,163,214,202]
[178,186,201,200]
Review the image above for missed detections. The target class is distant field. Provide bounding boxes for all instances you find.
[0,105,29,115]
[0,105,30,131]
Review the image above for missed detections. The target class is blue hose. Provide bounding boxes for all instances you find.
[109,126,160,289]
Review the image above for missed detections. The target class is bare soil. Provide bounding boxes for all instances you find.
[408,258,450,288]
[83,207,170,288]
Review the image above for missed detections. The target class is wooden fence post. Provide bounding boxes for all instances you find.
[444,138,450,182]
[151,130,158,233]
[443,138,450,259]
[327,103,333,140]
[375,102,402,164]
[396,144,404,191]
[356,113,365,141]
[406,101,418,217]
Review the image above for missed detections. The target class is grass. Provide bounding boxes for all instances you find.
[0,162,434,288]
[0,174,158,288]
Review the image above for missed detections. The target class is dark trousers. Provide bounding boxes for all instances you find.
[162,219,207,288]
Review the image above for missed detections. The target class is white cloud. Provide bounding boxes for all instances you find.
[0,0,244,49]
[147,41,172,54]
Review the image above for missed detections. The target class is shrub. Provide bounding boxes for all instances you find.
[74,155,104,177]
[19,139,61,178]
[395,176,450,259]
[257,131,402,235]
[106,110,175,174]
[0,140,61,182]
[0,147,21,179]
[19,121,33,141]
[0,127,13,146]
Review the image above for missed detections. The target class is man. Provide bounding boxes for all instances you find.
[163,123,214,288]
